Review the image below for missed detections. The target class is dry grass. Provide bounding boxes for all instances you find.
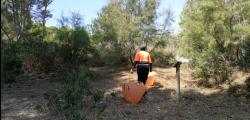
[1,66,250,120]
[87,66,250,120]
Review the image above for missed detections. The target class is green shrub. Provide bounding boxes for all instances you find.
[93,89,104,102]
[237,40,250,70]
[43,90,63,112]
[63,84,82,107]
[45,66,92,118]
[55,26,93,66]
[66,110,85,120]
[191,50,232,87]
[78,65,92,79]
[1,42,23,82]
[151,50,175,66]
[100,49,126,66]
[110,91,118,97]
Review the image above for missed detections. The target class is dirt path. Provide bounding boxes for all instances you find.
[1,66,250,120]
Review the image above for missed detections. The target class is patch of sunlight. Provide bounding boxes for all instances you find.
[231,71,249,85]
[165,85,177,90]
[197,88,221,96]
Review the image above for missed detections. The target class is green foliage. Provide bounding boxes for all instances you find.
[92,89,104,102]
[90,4,133,65]
[45,26,58,42]
[110,91,118,97]
[63,84,82,107]
[151,49,175,65]
[45,65,96,119]
[44,90,63,112]
[180,0,250,86]
[66,110,85,120]
[101,49,127,66]
[1,0,101,118]
[1,42,22,71]
[61,66,93,108]
[236,40,250,69]
[21,40,59,73]
[33,0,54,41]
[45,89,86,119]
[55,14,92,66]
[26,23,43,41]
[70,27,91,62]
[1,39,57,80]
[1,0,46,41]
[192,50,232,85]
[90,0,169,65]
[1,42,23,82]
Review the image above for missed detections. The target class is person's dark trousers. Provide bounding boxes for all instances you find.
[136,64,149,84]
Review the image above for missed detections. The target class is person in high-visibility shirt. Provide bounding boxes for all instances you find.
[133,44,152,84]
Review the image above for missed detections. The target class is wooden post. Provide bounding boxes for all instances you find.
[174,62,182,100]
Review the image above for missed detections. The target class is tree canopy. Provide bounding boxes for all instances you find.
[180,0,250,83]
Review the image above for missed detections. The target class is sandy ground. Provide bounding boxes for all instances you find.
[1,66,250,120]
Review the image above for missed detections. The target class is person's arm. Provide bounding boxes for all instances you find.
[148,54,152,72]
[149,63,152,72]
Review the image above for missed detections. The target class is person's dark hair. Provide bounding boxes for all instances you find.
[140,44,147,51]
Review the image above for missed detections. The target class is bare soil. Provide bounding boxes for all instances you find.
[1,73,64,120]
[1,66,250,120]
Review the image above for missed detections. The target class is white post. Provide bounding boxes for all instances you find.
[176,66,180,100]
[175,55,190,100]
[174,62,182,100]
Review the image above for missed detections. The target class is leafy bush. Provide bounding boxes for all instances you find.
[44,89,85,119]
[192,50,232,86]
[63,84,82,107]
[19,40,59,73]
[67,110,85,120]
[1,42,23,82]
[43,90,63,112]
[45,66,95,118]
[179,0,250,87]
[100,49,127,66]
[78,65,93,95]
[92,89,104,102]
[237,40,250,69]
[55,26,92,66]
[151,48,175,66]
[61,68,84,107]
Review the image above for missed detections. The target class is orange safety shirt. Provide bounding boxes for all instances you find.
[134,51,152,64]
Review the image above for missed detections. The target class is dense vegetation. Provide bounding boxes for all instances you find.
[180,0,250,86]
[1,0,249,119]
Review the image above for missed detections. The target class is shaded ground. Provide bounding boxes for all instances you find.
[1,73,64,120]
[1,66,250,120]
